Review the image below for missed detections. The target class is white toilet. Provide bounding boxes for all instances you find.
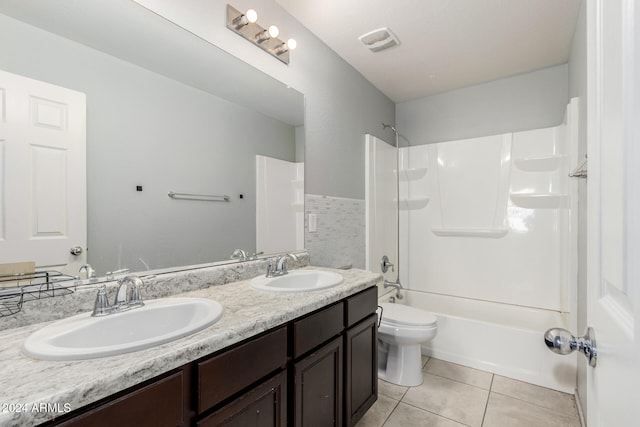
[377,302,438,386]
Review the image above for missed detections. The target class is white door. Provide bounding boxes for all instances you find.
[586,1,640,425]
[0,69,86,268]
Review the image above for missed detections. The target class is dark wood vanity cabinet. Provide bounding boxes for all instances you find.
[44,286,378,427]
[291,286,378,427]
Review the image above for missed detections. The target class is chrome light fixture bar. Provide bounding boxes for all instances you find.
[226,4,296,65]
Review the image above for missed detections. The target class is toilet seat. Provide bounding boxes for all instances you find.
[379,303,437,327]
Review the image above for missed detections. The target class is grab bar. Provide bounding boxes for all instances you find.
[168,191,231,202]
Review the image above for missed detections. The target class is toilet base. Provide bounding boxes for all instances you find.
[378,342,424,387]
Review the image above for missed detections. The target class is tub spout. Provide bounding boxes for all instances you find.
[384,279,403,299]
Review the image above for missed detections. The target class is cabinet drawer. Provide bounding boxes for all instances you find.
[57,371,183,427]
[197,371,287,427]
[345,286,378,327]
[198,327,287,413]
[293,302,344,358]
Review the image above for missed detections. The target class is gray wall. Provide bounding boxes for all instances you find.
[568,0,588,415]
[0,15,296,274]
[396,64,569,145]
[154,0,397,200]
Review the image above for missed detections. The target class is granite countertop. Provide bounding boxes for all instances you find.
[0,267,381,426]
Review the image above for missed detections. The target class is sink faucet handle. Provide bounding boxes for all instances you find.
[92,286,112,317]
[266,259,277,278]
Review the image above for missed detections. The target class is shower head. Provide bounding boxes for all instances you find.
[382,123,398,134]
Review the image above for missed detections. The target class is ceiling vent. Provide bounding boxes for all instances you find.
[358,27,400,52]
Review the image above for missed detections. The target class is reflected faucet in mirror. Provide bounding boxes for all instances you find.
[79,264,97,281]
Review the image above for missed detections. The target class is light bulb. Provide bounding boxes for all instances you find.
[287,38,297,50]
[233,9,258,29]
[245,9,258,23]
[268,25,279,38]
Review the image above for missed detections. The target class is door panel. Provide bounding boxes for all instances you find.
[0,69,86,268]
[586,1,640,425]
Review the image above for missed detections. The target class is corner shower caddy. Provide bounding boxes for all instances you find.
[0,271,78,317]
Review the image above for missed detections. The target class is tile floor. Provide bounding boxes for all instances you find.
[357,357,582,427]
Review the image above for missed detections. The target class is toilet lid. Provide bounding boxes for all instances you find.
[379,303,437,327]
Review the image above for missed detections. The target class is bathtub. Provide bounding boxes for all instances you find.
[379,289,577,393]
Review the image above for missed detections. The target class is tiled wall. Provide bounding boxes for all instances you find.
[305,194,366,269]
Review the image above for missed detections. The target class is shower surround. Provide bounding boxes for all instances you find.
[368,99,580,393]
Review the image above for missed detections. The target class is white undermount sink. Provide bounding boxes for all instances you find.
[23,297,223,361]
[251,269,343,292]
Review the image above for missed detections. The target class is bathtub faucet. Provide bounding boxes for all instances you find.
[384,279,403,300]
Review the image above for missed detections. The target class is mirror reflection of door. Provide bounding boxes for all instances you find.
[0,69,87,271]
[255,155,304,254]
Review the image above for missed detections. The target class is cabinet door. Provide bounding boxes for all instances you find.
[197,371,287,427]
[294,336,343,427]
[344,314,378,427]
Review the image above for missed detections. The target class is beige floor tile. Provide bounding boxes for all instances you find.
[491,375,578,416]
[384,402,467,427]
[355,394,399,427]
[378,379,409,401]
[483,392,581,427]
[402,373,489,427]
[425,358,493,390]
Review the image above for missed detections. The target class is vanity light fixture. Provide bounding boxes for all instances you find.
[226,4,296,65]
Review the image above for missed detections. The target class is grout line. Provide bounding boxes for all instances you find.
[489,390,580,420]
[480,384,493,427]
[380,398,401,427]
[395,401,473,427]
[421,370,493,392]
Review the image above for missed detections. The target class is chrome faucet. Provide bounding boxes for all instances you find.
[91,274,149,316]
[113,275,145,310]
[79,264,97,281]
[230,249,248,261]
[266,253,299,277]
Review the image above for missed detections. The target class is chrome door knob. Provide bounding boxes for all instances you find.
[70,246,83,256]
[544,326,597,367]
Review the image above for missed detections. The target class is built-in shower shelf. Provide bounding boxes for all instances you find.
[399,197,430,210]
[399,167,428,181]
[431,228,508,238]
[510,193,569,209]
[514,155,565,172]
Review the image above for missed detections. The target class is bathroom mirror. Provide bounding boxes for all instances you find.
[0,1,305,276]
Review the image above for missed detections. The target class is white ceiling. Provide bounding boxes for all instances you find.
[276,0,582,102]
